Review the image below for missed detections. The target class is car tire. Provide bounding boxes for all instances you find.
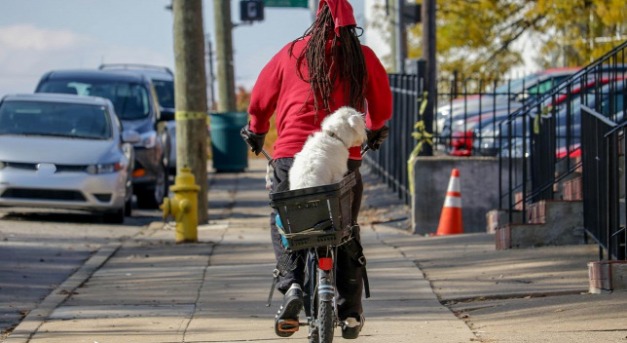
[102,208,125,224]
[124,196,133,217]
[136,166,168,209]
[161,131,174,176]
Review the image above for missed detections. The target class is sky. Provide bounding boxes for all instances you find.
[0,0,367,98]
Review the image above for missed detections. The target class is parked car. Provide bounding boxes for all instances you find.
[0,93,136,223]
[437,68,580,133]
[469,77,618,156]
[438,68,581,155]
[474,79,626,157]
[99,64,177,175]
[35,69,169,209]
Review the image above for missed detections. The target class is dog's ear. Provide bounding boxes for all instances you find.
[347,114,365,129]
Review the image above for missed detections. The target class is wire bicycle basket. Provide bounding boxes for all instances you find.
[269,172,356,251]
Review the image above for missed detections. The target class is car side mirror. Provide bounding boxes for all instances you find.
[121,130,141,144]
[160,107,175,121]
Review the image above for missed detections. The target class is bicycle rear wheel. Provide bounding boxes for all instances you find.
[317,298,334,343]
[306,252,336,343]
[315,258,335,343]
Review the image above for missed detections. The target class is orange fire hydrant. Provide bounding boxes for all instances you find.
[160,167,200,243]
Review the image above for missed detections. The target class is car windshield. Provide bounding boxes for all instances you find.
[38,79,150,120]
[493,74,539,94]
[152,79,175,109]
[0,100,111,139]
[493,73,572,98]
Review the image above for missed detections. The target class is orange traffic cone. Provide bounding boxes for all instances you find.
[436,168,463,235]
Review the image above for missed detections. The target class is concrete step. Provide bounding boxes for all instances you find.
[561,175,583,201]
[495,200,585,250]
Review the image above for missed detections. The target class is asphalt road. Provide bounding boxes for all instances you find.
[0,206,161,339]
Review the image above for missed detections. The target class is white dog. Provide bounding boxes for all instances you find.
[289,107,367,190]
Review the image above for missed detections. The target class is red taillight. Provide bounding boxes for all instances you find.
[319,257,333,271]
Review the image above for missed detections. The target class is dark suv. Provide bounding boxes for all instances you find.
[98,64,177,175]
[35,69,168,209]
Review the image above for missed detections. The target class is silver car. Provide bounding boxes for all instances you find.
[98,64,177,175]
[0,93,136,223]
[35,69,168,209]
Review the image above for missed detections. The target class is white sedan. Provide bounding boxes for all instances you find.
[0,93,137,223]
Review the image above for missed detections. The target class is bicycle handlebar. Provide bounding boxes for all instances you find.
[256,146,369,163]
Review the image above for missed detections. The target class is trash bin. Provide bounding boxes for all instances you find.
[209,112,249,172]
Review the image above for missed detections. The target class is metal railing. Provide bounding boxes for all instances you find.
[364,66,424,205]
[581,106,626,260]
[498,40,627,240]
[365,65,583,204]
[435,71,579,157]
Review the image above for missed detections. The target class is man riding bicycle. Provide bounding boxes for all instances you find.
[241,0,392,338]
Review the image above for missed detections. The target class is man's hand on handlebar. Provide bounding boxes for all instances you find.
[366,126,389,151]
[240,125,267,156]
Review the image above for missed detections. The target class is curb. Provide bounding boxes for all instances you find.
[4,243,121,343]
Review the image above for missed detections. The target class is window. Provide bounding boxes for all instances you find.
[0,100,111,139]
[39,80,151,120]
[152,80,175,109]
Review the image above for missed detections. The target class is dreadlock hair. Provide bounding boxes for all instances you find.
[289,4,367,116]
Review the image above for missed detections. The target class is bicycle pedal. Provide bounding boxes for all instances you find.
[276,319,300,333]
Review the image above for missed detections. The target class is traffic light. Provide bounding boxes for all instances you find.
[240,0,264,22]
[404,3,421,24]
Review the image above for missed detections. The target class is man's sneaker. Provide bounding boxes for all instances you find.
[274,284,304,337]
[341,315,364,339]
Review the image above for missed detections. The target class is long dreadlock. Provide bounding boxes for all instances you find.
[289,4,367,116]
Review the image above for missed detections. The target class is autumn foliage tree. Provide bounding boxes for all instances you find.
[404,0,627,81]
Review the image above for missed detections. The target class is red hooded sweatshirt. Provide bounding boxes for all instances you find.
[247,36,392,160]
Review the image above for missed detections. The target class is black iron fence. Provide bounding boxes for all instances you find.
[365,66,595,204]
[435,71,579,157]
[498,40,627,257]
[364,68,424,205]
[581,106,626,260]
[365,41,626,218]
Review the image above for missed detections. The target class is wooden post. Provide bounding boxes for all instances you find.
[172,0,209,225]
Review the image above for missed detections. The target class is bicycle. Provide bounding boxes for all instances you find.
[260,149,363,343]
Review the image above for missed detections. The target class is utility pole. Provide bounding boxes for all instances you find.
[396,0,406,73]
[420,0,436,156]
[172,0,209,225]
[206,35,216,111]
[213,0,237,111]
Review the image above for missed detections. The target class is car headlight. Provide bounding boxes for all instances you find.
[87,162,123,174]
[137,131,158,149]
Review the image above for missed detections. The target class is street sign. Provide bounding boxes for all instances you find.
[264,0,308,8]
[241,0,265,21]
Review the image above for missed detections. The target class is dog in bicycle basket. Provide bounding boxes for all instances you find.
[288,106,367,190]
[271,107,364,251]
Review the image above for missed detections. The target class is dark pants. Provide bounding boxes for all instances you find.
[270,158,364,320]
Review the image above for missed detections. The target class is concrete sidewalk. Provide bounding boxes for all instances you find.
[4,159,627,343]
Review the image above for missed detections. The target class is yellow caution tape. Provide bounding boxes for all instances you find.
[407,91,431,196]
[175,111,207,121]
